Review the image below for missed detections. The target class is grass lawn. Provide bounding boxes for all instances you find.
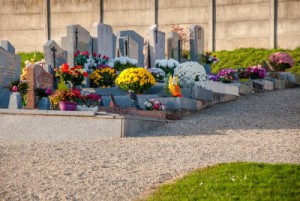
[145,162,300,201]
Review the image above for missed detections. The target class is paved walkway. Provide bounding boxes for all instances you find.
[1,88,299,201]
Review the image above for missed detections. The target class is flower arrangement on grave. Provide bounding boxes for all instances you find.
[148,68,165,82]
[200,52,219,65]
[173,61,207,84]
[49,88,82,110]
[155,59,180,76]
[247,65,266,79]
[108,57,138,71]
[74,50,109,72]
[269,52,294,71]
[9,79,29,106]
[77,93,102,110]
[115,68,156,93]
[168,76,182,97]
[217,68,238,83]
[89,66,117,88]
[144,99,166,111]
[55,63,88,86]
[34,87,52,99]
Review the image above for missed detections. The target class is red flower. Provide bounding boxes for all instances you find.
[83,72,88,77]
[74,53,78,57]
[93,53,96,57]
[106,57,109,60]
[61,64,69,73]
[76,50,80,54]
[98,54,101,57]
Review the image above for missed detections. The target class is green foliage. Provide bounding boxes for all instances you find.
[181,50,190,60]
[57,79,68,91]
[18,52,44,69]
[146,162,300,201]
[211,47,300,74]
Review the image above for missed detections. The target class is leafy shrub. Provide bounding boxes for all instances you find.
[211,47,300,74]
[18,52,44,69]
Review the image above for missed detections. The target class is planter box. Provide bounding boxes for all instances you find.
[196,80,239,96]
[252,79,274,91]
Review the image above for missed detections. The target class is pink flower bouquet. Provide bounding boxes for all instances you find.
[269,52,294,71]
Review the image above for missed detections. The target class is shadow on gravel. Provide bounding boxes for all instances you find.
[130,89,300,137]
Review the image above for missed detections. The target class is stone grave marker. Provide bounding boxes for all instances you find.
[194,87,214,101]
[196,80,239,96]
[61,36,68,50]
[44,40,67,71]
[252,79,274,91]
[190,25,204,62]
[26,64,53,109]
[92,23,115,59]
[67,24,92,67]
[117,35,129,57]
[118,30,144,66]
[1,40,15,54]
[0,45,21,88]
[167,32,180,61]
[148,25,165,68]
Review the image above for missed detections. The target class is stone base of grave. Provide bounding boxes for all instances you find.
[99,107,182,120]
[210,93,238,105]
[0,109,166,140]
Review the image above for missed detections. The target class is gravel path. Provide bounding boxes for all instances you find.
[1,88,300,201]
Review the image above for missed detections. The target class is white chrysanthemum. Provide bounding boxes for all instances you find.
[167,59,180,69]
[174,61,207,83]
[148,68,165,77]
[107,62,114,67]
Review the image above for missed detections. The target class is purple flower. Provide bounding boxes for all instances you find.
[45,88,52,95]
[12,86,18,92]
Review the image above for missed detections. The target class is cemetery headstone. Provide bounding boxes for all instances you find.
[143,36,150,69]
[61,36,68,50]
[92,23,115,59]
[0,46,21,88]
[26,64,53,109]
[118,30,144,66]
[67,24,92,67]
[44,40,67,71]
[167,32,180,61]
[148,25,165,68]
[190,25,204,62]
[1,40,15,54]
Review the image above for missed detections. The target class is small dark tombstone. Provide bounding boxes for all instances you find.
[128,90,142,110]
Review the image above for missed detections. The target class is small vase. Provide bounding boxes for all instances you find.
[59,101,77,111]
[8,92,22,109]
[204,64,211,75]
[38,97,50,110]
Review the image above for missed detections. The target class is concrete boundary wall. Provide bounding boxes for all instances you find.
[0,0,299,52]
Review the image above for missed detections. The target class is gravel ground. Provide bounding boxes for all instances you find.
[1,88,300,201]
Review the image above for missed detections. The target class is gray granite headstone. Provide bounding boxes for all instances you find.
[92,23,114,59]
[0,40,15,54]
[44,40,67,71]
[117,35,139,65]
[117,36,129,57]
[190,25,204,62]
[167,32,180,61]
[148,25,165,68]
[118,30,144,66]
[0,46,21,87]
[61,36,68,50]
[0,88,10,108]
[67,24,92,67]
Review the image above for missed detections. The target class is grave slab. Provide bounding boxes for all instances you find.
[196,80,240,96]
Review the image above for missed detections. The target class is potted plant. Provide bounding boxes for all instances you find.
[200,52,219,74]
[217,68,238,83]
[8,79,29,109]
[77,93,102,111]
[148,68,166,82]
[49,89,82,111]
[144,99,166,111]
[34,87,52,110]
[247,65,266,80]
[89,66,117,88]
[238,68,250,82]
[115,67,156,94]
[269,52,294,72]
[155,59,180,76]
[55,63,88,88]
[108,57,137,72]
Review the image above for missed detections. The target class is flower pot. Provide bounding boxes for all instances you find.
[8,92,22,109]
[59,101,77,111]
[77,105,99,111]
[204,64,211,75]
[38,97,50,110]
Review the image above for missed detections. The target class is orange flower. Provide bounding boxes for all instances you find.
[61,64,69,73]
